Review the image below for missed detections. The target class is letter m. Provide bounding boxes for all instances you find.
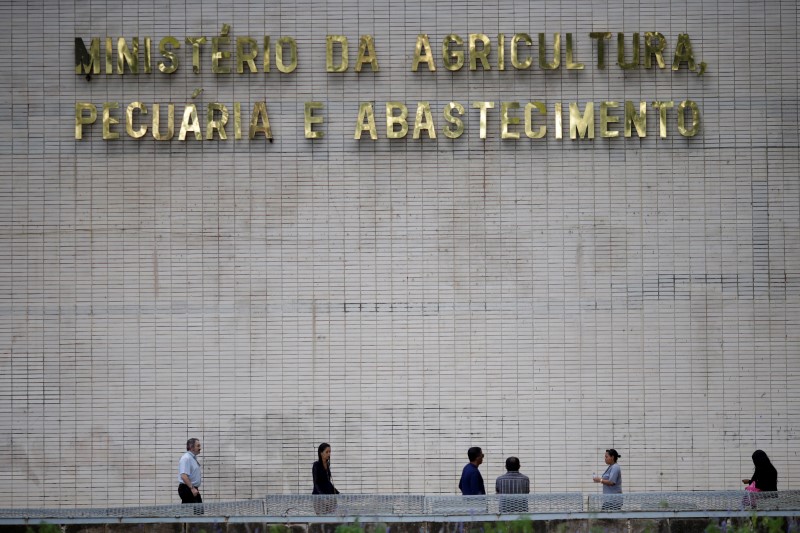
[75,37,100,75]
[569,102,595,140]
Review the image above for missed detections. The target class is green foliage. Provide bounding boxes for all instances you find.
[26,523,62,533]
[704,513,785,533]
[269,525,291,533]
[483,518,533,533]
[763,516,785,533]
[335,520,365,533]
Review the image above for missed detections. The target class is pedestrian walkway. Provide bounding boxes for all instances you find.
[1,491,799,525]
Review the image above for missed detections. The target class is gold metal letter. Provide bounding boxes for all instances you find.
[538,33,560,70]
[569,102,595,140]
[600,101,620,138]
[413,102,436,139]
[206,103,229,140]
[117,37,138,74]
[510,34,532,70]
[234,102,242,140]
[443,102,465,139]
[354,102,378,140]
[442,34,464,71]
[501,102,520,140]
[263,37,271,72]
[152,104,175,140]
[652,101,674,138]
[236,37,258,73]
[144,37,152,74]
[179,104,202,141]
[75,38,101,75]
[672,34,697,71]
[617,33,639,69]
[412,34,436,71]
[126,102,148,138]
[497,34,505,70]
[327,35,348,72]
[103,102,120,140]
[75,103,97,139]
[566,34,584,69]
[304,102,324,139]
[276,37,297,73]
[472,101,495,139]
[524,102,547,138]
[212,36,231,74]
[624,101,647,137]
[386,102,409,139]
[105,37,113,74]
[469,34,491,71]
[644,32,666,68]
[677,100,701,136]
[186,37,207,73]
[554,103,563,140]
[249,102,273,139]
[158,37,180,74]
[355,35,379,72]
[589,32,612,69]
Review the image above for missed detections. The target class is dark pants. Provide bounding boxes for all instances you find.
[179,483,203,514]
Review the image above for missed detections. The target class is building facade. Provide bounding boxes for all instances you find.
[0,0,798,507]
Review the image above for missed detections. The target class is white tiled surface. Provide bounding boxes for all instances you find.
[0,0,798,507]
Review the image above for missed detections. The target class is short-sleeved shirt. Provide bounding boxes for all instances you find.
[178,451,202,487]
[602,463,622,494]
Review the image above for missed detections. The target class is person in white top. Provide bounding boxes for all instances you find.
[178,438,203,504]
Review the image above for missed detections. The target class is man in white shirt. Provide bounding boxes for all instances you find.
[178,438,203,504]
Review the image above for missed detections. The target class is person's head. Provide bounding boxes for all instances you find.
[318,442,331,464]
[186,438,201,455]
[752,450,773,469]
[505,456,521,472]
[468,446,484,466]
[605,449,620,464]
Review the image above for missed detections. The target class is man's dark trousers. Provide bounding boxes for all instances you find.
[178,483,203,514]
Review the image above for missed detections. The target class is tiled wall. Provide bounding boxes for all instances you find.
[0,0,798,507]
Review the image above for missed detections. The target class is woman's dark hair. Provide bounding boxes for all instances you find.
[750,449,778,491]
[606,449,621,462]
[752,449,772,469]
[317,442,331,463]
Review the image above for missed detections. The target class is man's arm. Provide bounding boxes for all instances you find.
[180,472,199,496]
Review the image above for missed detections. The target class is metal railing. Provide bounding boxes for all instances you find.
[1,491,799,525]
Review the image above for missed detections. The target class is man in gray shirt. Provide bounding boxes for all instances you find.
[495,457,530,513]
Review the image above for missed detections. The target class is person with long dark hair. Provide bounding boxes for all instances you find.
[313,443,339,490]
[743,449,778,491]
[312,442,339,514]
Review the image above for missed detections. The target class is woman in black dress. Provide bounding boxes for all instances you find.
[743,449,778,491]
[312,442,339,513]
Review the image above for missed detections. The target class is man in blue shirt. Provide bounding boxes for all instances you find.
[458,447,486,495]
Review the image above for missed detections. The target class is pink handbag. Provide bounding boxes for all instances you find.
[745,481,761,492]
